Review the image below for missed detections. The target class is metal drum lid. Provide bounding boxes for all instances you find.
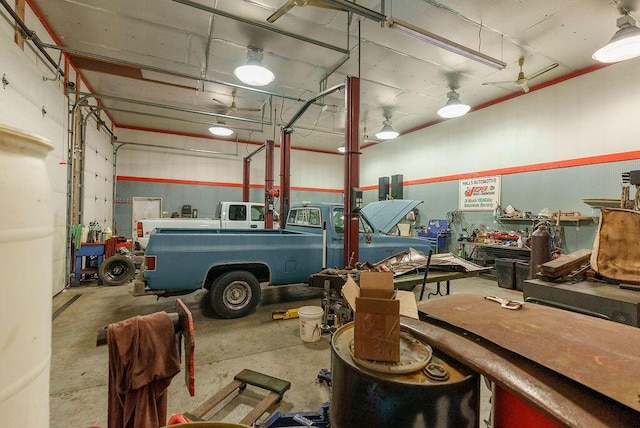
[347,330,433,374]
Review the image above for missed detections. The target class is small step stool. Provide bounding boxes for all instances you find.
[183,369,291,425]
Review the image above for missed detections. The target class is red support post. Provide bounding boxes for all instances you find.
[242,158,251,202]
[279,130,291,229]
[264,140,275,229]
[343,76,360,268]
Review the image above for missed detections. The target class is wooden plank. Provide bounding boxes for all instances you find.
[188,379,244,419]
[540,249,591,278]
[239,391,282,426]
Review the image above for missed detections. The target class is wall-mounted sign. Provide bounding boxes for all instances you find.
[458,176,501,211]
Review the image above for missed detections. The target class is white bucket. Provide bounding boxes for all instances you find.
[0,125,53,427]
[299,306,323,342]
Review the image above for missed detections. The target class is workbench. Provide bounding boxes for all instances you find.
[74,242,105,285]
[459,240,530,263]
[394,267,491,300]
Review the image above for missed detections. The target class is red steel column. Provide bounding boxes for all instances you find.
[264,139,275,229]
[242,157,251,202]
[343,76,360,268]
[279,130,291,229]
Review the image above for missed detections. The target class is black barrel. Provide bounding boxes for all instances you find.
[330,323,479,428]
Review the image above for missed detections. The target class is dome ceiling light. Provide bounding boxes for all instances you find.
[234,48,275,86]
[437,90,470,119]
[593,14,640,63]
[375,118,399,140]
[208,121,234,137]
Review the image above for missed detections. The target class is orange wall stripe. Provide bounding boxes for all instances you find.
[119,150,640,193]
[361,150,640,191]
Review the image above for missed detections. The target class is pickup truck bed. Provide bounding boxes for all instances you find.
[138,201,432,318]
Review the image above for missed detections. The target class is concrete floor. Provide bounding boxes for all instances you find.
[50,274,523,427]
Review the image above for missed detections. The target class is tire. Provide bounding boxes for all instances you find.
[210,271,261,318]
[98,255,136,286]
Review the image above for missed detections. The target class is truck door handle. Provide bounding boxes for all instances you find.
[251,225,257,228]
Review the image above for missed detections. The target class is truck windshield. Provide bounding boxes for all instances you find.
[251,205,265,221]
[332,208,373,235]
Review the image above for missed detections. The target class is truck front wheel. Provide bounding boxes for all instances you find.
[210,271,261,318]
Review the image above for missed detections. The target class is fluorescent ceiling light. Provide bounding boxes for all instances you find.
[208,122,234,137]
[387,18,506,70]
[593,14,640,63]
[375,120,399,140]
[234,48,275,86]
[437,90,471,118]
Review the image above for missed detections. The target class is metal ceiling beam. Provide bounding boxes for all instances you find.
[321,0,386,23]
[171,0,349,55]
[89,106,265,133]
[73,90,271,125]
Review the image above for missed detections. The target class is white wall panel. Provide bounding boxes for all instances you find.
[115,128,344,189]
[0,4,114,294]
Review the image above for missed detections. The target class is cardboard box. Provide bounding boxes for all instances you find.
[342,272,418,362]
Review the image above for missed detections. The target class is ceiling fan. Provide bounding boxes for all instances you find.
[483,57,559,93]
[267,0,346,23]
[212,89,261,114]
[362,126,380,145]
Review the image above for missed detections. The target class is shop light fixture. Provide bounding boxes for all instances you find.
[437,90,471,119]
[208,121,234,137]
[375,119,399,140]
[387,18,506,70]
[593,14,640,63]
[234,48,275,86]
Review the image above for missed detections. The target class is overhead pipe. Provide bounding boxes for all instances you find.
[90,105,265,134]
[73,90,270,126]
[114,140,239,158]
[0,0,65,77]
[283,83,345,130]
[279,130,291,229]
[343,76,360,268]
[171,0,349,55]
[264,140,275,229]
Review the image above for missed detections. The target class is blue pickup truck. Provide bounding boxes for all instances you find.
[134,200,432,318]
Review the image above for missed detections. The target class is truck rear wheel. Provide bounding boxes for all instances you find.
[210,271,261,318]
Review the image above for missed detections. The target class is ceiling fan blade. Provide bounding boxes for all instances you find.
[520,83,530,93]
[236,107,262,112]
[267,0,295,23]
[211,97,226,105]
[483,81,517,86]
[527,63,559,81]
